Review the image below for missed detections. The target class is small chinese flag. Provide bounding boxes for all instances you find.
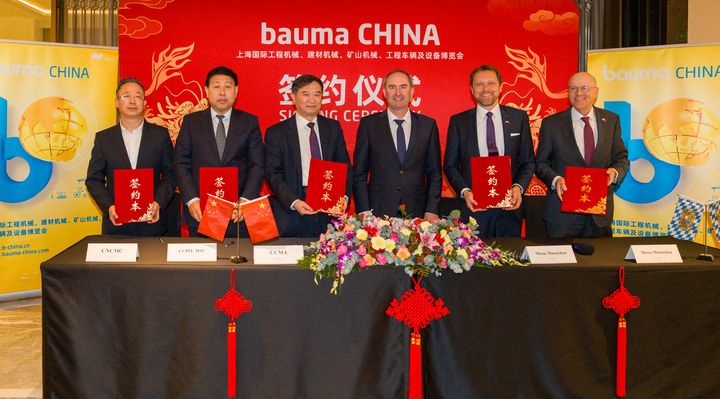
[198,194,235,241]
[240,195,279,244]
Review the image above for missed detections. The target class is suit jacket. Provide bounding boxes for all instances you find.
[444,105,535,219]
[85,121,175,235]
[353,110,442,218]
[173,108,264,227]
[535,106,629,227]
[265,114,352,236]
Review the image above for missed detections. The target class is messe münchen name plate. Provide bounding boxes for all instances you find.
[167,243,217,262]
[86,243,139,262]
[521,245,577,264]
[625,244,682,263]
[253,245,304,265]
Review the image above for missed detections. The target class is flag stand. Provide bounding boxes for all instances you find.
[230,218,248,264]
[697,203,715,262]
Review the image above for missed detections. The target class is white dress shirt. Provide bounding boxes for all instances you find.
[295,113,322,186]
[120,121,143,169]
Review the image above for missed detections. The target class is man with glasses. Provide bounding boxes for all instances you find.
[535,72,629,238]
[86,77,176,235]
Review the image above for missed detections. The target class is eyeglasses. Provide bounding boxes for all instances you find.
[568,86,596,93]
[119,95,145,102]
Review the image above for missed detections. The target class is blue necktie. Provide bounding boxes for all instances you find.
[486,111,498,156]
[394,119,406,164]
[308,122,321,160]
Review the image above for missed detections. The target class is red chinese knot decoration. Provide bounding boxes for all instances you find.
[214,269,252,398]
[386,276,449,399]
[602,266,640,398]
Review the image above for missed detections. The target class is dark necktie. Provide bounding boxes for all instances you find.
[308,122,321,160]
[486,111,498,156]
[581,116,595,165]
[394,119,406,164]
[215,114,226,158]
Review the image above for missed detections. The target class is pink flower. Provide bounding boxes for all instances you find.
[356,245,367,256]
[337,244,348,256]
[390,232,399,242]
[358,258,367,268]
[376,253,387,265]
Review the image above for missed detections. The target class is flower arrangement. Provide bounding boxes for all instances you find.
[298,211,528,294]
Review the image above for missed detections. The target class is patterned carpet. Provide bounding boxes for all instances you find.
[0,299,42,399]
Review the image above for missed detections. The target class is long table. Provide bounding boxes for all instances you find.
[41,236,720,398]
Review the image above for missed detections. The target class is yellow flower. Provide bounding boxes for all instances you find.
[363,254,377,266]
[400,228,412,236]
[377,220,390,228]
[456,248,468,260]
[397,246,411,260]
[356,229,368,241]
[444,243,453,255]
[413,247,423,256]
[419,221,431,230]
[440,229,447,237]
[385,240,396,251]
[371,236,386,250]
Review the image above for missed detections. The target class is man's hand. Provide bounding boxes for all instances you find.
[147,201,160,223]
[606,168,618,186]
[188,201,202,222]
[108,205,122,226]
[233,198,248,223]
[463,190,486,212]
[294,200,317,216]
[555,177,567,201]
[504,186,523,210]
[424,213,439,223]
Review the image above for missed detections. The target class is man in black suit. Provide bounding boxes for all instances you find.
[86,77,176,236]
[444,65,535,237]
[173,66,264,236]
[353,69,442,221]
[535,72,629,238]
[265,75,352,237]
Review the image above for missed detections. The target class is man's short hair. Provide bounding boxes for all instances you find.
[116,77,145,97]
[469,65,502,86]
[291,74,324,94]
[205,66,238,87]
[384,69,414,87]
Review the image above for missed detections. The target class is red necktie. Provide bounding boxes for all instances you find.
[581,116,594,165]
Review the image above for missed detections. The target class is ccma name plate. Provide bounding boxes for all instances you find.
[253,245,304,265]
[167,243,217,262]
[86,243,139,262]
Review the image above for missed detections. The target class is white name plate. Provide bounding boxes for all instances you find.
[167,243,217,262]
[86,243,139,262]
[254,245,304,265]
[625,244,683,263]
[521,245,577,264]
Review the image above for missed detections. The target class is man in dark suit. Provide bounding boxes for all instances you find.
[353,69,442,221]
[173,66,264,236]
[265,75,352,237]
[535,72,629,238]
[86,77,176,236]
[444,65,535,237]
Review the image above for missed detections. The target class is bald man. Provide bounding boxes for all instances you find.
[535,72,629,238]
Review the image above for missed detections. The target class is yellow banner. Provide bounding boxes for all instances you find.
[0,41,117,295]
[588,44,720,247]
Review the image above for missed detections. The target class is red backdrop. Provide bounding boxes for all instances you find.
[118,0,578,196]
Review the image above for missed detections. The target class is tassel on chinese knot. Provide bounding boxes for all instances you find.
[386,276,449,399]
[602,266,640,398]
[214,269,253,398]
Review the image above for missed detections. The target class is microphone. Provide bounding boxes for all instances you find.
[571,242,595,255]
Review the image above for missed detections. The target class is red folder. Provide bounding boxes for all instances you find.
[560,166,608,215]
[200,167,238,211]
[471,156,513,209]
[306,159,348,215]
[114,168,154,223]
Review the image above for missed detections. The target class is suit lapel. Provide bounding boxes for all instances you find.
[204,109,222,163]
[135,122,150,168]
[111,125,133,169]
[286,115,303,183]
[562,109,586,165]
[467,108,480,157]
[592,108,611,166]
[379,112,401,165]
[405,112,422,163]
[317,116,333,161]
[500,106,512,155]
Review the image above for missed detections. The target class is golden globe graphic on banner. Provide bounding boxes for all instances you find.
[588,43,720,247]
[0,40,118,296]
